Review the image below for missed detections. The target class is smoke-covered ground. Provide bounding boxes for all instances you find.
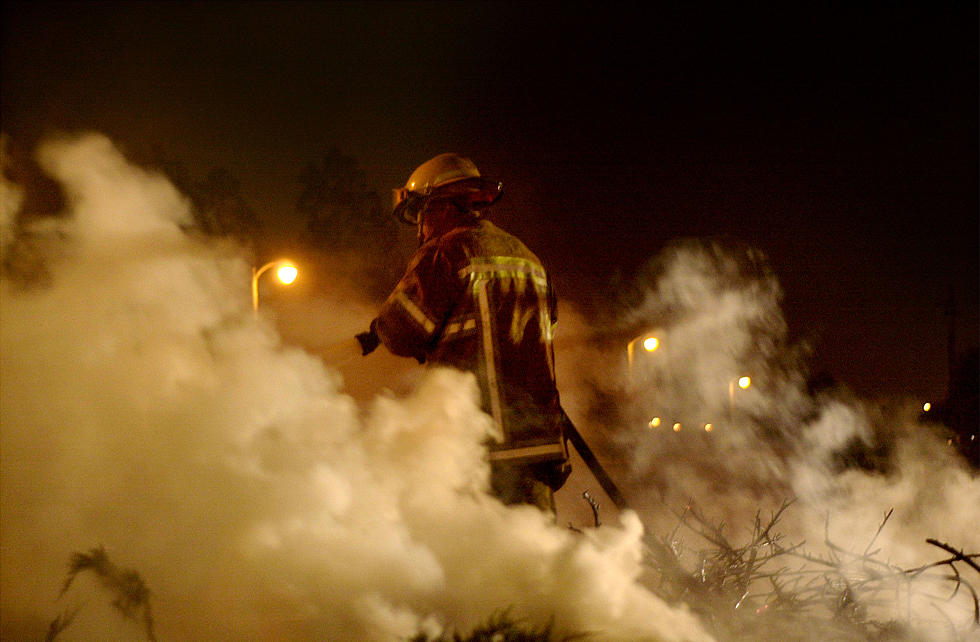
[2,133,977,641]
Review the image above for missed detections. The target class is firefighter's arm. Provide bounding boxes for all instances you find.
[355,324,381,355]
[359,246,458,361]
[356,319,421,363]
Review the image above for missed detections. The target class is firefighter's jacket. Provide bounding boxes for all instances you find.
[374,219,568,468]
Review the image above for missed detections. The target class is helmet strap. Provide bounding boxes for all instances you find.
[417,199,478,245]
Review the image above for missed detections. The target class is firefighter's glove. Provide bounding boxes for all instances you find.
[356,328,380,356]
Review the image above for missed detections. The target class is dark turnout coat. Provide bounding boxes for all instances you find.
[373,219,569,473]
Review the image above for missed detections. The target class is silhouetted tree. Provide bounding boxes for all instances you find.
[145,149,260,246]
[1,135,63,287]
[297,148,393,250]
[940,349,979,468]
[191,168,261,242]
[296,148,406,298]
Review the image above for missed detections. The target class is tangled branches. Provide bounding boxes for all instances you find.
[46,546,156,642]
[645,500,980,641]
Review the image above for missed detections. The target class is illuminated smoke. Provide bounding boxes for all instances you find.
[0,133,714,641]
[555,238,980,641]
[3,132,976,642]
[0,135,23,260]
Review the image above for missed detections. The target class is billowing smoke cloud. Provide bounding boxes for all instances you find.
[0,133,714,641]
[3,132,977,642]
[0,136,23,259]
[555,237,980,640]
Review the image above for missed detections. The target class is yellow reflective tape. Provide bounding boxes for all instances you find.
[487,442,565,461]
[443,317,477,336]
[476,280,504,433]
[459,257,548,287]
[394,290,437,334]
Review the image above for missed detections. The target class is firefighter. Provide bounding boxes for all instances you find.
[356,153,571,511]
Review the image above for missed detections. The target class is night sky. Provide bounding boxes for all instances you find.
[2,1,977,401]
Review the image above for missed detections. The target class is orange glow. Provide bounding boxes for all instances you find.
[642,337,659,352]
[672,422,682,432]
[704,423,713,432]
[738,376,751,389]
[922,402,931,412]
[648,417,662,429]
[277,264,298,284]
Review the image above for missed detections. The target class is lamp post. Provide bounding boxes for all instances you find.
[252,259,298,314]
[627,333,659,384]
[729,375,751,416]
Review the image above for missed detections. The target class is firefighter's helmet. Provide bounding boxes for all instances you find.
[392,153,502,224]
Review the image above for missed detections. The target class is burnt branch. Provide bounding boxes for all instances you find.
[50,546,156,641]
[648,501,980,641]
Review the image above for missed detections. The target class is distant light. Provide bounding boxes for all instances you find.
[922,402,931,412]
[704,423,713,432]
[642,337,659,352]
[738,376,751,390]
[649,417,662,429]
[277,265,298,284]
[672,422,682,432]
[252,259,300,313]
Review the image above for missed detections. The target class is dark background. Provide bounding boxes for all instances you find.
[2,1,976,402]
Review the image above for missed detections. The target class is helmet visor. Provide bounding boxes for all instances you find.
[436,177,503,211]
[392,188,426,225]
[391,178,502,225]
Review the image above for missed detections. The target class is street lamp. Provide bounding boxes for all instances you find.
[627,332,660,383]
[252,259,298,313]
[729,375,751,415]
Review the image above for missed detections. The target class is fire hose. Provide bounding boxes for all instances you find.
[562,416,629,511]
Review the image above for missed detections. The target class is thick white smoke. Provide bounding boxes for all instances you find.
[555,238,980,641]
[0,133,714,641]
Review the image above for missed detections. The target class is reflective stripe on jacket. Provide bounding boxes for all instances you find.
[374,219,567,465]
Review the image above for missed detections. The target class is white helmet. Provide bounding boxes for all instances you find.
[392,153,503,224]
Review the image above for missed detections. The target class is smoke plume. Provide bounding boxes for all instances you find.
[555,238,980,640]
[1,133,713,641]
[3,132,977,642]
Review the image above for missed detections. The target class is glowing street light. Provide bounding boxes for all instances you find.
[277,264,298,284]
[252,259,299,313]
[729,375,752,415]
[627,332,660,383]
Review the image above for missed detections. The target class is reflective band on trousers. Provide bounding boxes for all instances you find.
[487,442,566,462]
